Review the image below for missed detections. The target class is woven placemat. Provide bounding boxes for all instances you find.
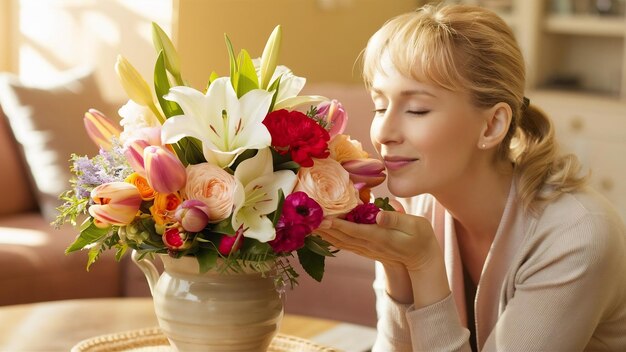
[70,327,339,352]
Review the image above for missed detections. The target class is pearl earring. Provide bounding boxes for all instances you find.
[481,144,486,149]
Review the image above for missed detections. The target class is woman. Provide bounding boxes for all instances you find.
[317,4,626,351]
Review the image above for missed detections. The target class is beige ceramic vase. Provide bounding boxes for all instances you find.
[131,250,284,351]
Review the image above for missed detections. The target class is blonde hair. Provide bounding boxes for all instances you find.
[362,4,587,212]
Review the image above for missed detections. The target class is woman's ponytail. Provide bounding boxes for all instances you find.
[511,105,588,213]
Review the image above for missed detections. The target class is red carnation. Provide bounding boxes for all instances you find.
[262,109,330,167]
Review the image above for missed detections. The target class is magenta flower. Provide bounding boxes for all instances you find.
[269,192,323,253]
[345,203,380,224]
[218,225,244,256]
[270,224,311,253]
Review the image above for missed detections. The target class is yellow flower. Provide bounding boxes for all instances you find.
[115,55,154,107]
[125,172,155,201]
[149,192,182,225]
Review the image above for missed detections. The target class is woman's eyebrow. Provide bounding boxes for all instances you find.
[370,87,435,98]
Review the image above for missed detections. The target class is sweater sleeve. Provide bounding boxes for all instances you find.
[372,262,413,351]
[405,294,472,352]
[480,211,626,351]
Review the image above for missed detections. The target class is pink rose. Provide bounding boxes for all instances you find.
[294,158,359,216]
[183,163,236,222]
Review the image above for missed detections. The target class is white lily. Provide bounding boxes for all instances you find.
[252,59,326,110]
[232,148,297,242]
[161,77,274,168]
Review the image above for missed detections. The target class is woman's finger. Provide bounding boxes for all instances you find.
[388,199,406,213]
[375,210,428,236]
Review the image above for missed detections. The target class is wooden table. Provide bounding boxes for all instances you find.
[0,297,343,351]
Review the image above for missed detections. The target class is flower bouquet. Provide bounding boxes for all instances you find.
[53,23,388,288]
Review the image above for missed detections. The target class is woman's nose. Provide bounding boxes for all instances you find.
[371,109,402,146]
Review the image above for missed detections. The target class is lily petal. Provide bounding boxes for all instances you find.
[274,95,327,110]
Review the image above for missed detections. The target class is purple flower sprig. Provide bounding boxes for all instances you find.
[71,138,133,199]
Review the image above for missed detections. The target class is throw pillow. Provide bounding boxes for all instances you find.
[0,68,113,221]
[0,105,38,216]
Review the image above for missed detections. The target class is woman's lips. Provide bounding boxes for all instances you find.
[383,157,418,171]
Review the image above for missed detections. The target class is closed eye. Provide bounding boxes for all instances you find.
[407,110,430,116]
[373,109,387,115]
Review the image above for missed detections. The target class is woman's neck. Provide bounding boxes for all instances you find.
[433,163,514,284]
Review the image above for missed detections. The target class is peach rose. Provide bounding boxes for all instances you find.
[294,158,359,216]
[328,134,369,163]
[149,192,182,225]
[183,163,236,222]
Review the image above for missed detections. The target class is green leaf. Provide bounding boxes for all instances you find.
[151,22,183,84]
[271,189,285,227]
[224,34,238,90]
[305,235,335,257]
[297,246,325,282]
[207,71,219,90]
[196,248,218,273]
[154,50,183,118]
[374,197,396,211]
[305,235,330,255]
[236,49,259,97]
[275,161,300,172]
[115,243,128,262]
[267,75,281,112]
[66,219,111,253]
[86,244,103,271]
[212,218,235,235]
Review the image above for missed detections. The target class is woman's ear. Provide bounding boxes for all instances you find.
[478,102,512,149]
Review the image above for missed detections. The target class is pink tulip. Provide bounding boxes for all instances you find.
[341,158,386,188]
[175,200,210,232]
[162,227,189,250]
[317,100,347,138]
[88,182,142,226]
[83,109,121,151]
[144,145,186,193]
[124,139,151,176]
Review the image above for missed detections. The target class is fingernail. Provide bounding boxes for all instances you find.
[319,219,331,229]
[375,211,384,225]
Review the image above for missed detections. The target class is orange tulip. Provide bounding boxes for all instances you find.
[83,109,121,151]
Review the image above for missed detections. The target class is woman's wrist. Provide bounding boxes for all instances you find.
[407,253,450,309]
[382,263,414,304]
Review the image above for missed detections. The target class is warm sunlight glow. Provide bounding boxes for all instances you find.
[84,11,120,46]
[17,0,173,102]
[0,228,48,246]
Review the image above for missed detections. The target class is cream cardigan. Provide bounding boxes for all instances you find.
[373,182,626,351]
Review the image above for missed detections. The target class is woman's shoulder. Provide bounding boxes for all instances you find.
[526,186,626,265]
[537,186,625,233]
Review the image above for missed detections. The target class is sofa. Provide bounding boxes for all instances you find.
[0,68,380,327]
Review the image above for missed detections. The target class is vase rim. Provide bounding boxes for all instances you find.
[157,253,277,276]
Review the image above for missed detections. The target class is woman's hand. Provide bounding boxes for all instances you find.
[316,201,451,307]
[317,202,439,272]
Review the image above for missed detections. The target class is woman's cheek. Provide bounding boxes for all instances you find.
[370,118,382,155]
